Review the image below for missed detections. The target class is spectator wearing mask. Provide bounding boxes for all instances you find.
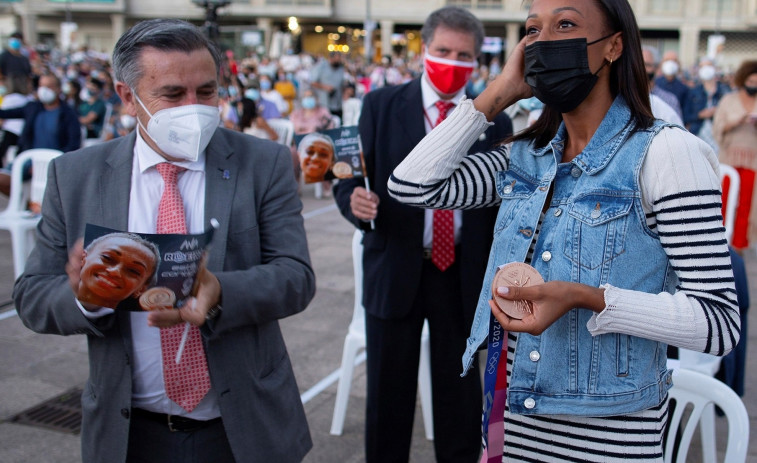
[104,104,137,141]
[641,46,683,126]
[311,51,345,119]
[274,69,297,115]
[0,32,31,80]
[0,73,81,194]
[78,78,107,138]
[654,50,689,112]
[642,45,683,121]
[713,60,757,251]
[684,61,730,152]
[244,79,281,120]
[259,74,288,116]
[218,86,239,130]
[289,88,332,135]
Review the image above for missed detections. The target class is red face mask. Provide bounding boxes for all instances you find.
[424,53,476,96]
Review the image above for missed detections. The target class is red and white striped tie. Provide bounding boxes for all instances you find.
[431,100,456,272]
[155,162,211,412]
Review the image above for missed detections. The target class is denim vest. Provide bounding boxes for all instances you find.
[464,97,676,416]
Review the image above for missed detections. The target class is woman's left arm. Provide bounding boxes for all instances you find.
[588,127,739,355]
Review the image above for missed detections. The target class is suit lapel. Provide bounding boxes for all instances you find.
[397,79,426,153]
[203,131,235,272]
[101,132,135,231]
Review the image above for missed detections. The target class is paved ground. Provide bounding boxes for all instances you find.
[0,185,754,462]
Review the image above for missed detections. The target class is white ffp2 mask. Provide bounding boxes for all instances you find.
[134,92,219,162]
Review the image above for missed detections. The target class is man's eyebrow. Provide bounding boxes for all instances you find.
[155,85,185,94]
[197,80,218,89]
[153,80,217,94]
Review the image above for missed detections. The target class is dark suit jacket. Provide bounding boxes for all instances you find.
[13,128,315,462]
[334,78,512,325]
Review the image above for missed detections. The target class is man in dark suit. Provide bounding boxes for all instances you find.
[333,7,512,462]
[13,19,314,462]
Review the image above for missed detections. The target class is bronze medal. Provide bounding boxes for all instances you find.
[491,262,544,319]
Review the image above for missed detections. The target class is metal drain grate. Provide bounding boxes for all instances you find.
[10,387,82,434]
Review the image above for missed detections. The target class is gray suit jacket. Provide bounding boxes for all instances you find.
[13,128,315,462]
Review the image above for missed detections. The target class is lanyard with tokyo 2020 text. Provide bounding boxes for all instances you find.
[480,312,508,463]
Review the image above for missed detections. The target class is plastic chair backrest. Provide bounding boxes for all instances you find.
[4,149,63,215]
[664,369,749,463]
[349,229,365,333]
[720,164,740,244]
[266,118,294,147]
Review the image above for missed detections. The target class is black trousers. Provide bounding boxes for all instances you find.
[126,410,236,463]
[365,259,482,463]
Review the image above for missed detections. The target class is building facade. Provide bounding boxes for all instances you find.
[1,0,756,70]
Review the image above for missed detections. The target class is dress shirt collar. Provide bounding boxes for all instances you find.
[134,129,206,174]
[421,73,466,111]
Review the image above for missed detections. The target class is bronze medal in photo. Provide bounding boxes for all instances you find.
[491,262,544,319]
[139,287,177,311]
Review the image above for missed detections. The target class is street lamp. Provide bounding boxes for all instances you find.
[192,0,231,43]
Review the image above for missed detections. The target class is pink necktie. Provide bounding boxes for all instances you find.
[155,162,211,412]
[432,100,456,271]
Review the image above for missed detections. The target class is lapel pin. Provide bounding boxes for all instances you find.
[220,169,230,180]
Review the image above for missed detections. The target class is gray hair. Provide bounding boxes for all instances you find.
[421,6,485,57]
[642,45,660,65]
[112,19,222,89]
[86,232,161,287]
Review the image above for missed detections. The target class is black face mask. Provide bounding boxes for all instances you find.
[647,71,656,82]
[524,34,613,113]
[745,86,757,97]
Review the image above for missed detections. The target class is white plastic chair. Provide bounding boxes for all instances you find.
[665,368,749,463]
[0,148,62,277]
[330,229,434,440]
[266,118,294,147]
[719,164,740,245]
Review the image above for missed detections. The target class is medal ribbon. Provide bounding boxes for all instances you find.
[480,312,508,463]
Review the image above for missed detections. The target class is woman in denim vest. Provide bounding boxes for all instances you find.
[387,0,740,461]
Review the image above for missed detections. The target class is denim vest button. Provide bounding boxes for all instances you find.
[529,350,540,362]
[571,167,582,178]
[541,251,552,262]
[503,185,513,194]
[554,208,562,217]
[524,398,536,409]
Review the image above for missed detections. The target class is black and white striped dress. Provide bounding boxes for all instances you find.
[387,99,740,462]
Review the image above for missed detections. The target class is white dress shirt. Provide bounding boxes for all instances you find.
[420,75,464,249]
[78,130,219,419]
[127,132,220,419]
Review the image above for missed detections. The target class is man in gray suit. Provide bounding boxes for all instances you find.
[13,19,315,462]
